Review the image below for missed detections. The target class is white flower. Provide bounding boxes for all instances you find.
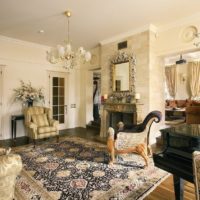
[13,80,44,103]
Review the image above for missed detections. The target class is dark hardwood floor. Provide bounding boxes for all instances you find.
[0,127,106,148]
[1,127,195,199]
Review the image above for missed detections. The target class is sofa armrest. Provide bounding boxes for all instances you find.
[0,154,22,177]
[25,122,38,130]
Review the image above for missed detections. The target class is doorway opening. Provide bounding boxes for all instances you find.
[164,50,200,125]
[87,71,101,130]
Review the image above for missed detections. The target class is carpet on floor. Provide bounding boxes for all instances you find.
[14,136,169,200]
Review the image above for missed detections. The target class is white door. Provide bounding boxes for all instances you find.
[48,71,69,130]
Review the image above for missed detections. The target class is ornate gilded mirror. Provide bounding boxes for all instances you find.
[112,62,129,91]
[111,51,136,96]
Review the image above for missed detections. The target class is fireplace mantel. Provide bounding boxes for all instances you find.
[100,102,143,137]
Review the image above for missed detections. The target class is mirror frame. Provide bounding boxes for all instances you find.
[110,51,136,96]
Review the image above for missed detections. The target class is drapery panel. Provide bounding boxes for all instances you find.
[189,61,200,99]
[165,65,177,99]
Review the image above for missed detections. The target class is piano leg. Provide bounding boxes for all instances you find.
[173,175,184,200]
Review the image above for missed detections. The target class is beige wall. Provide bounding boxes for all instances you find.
[99,30,164,142]
[100,31,150,117]
[0,36,82,140]
[81,46,101,127]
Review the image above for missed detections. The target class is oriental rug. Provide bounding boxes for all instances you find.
[14,136,169,200]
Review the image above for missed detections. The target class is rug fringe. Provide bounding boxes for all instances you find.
[137,173,171,200]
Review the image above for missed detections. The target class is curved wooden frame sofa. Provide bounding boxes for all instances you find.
[107,111,162,167]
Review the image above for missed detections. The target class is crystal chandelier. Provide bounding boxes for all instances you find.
[47,10,91,70]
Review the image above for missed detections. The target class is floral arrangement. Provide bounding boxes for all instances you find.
[13,80,44,103]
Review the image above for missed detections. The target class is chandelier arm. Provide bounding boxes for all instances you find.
[46,9,91,70]
[67,15,70,44]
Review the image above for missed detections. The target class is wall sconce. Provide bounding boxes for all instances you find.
[193,32,200,47]
[180,73,186,83]
[135,93,141,103]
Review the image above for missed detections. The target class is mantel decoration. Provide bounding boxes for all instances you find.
[13,80,44,107]
[46,10,91,71]
[110,51,136,98]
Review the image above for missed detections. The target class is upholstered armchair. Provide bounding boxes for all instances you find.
[24,106,59,147]
[193,151,200,200]
[0,148,22,200]
[107,111,162,166]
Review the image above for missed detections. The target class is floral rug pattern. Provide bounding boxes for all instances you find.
[14,136,168,200]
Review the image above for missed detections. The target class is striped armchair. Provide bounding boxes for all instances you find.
[24,106,59,147]
[193,151,200,200]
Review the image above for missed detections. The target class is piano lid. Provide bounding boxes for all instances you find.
[161,124,200,138]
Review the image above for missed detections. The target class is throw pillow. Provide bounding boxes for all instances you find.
[32,114,49,127]
[176,100,186,108]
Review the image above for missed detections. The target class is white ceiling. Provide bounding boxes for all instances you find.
[1,0,200,49]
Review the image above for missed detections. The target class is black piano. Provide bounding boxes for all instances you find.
[153,124,200,200]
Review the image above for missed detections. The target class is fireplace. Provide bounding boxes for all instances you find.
[100,102,143,137]
[109,112,134,128]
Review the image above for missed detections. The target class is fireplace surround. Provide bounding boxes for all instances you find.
[100,102,143,137]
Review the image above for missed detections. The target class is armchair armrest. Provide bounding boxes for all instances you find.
[25,122,37,129]
[49,119,59,127]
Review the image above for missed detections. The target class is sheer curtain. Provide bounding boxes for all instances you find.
[165,65,177,99]
[189,61,200,99]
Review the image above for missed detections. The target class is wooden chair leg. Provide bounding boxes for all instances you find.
[56,135,59,143]
[140,151,149,166]
[147,145,152,157]
[135,144,149,167]
[33,139,36,148]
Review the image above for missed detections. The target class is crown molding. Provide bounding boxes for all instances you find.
[99,24,157,46]
[158,12,200,33]
[0,35,50,50]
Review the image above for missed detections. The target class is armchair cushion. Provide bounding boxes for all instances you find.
[31,114,49,127]
[38,126,57,134]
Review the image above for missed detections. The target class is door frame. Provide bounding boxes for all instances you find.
[47,71,69,130]
[0,65,5,139]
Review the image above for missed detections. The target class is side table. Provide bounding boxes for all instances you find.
[11,114,24,146]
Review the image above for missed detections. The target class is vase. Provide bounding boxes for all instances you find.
[27,100,33,107]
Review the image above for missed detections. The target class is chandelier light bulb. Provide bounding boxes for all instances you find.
[57,45,65,57]
[65,44,72,52]
[85,52,92,62]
